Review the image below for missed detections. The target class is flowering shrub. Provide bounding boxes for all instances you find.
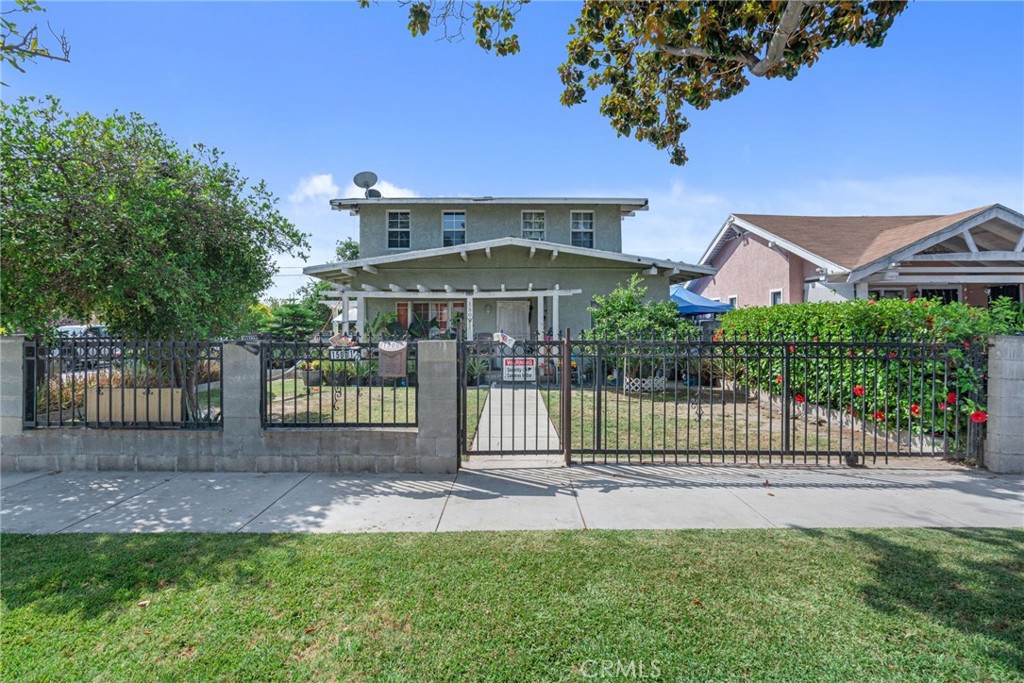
[713,297,1019,453]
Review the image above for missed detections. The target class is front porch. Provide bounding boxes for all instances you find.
[322,285,583,341]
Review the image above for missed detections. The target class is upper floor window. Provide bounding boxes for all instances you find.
[727,295,738,308]
[387,211,410,249]
[522,211,545,241]
[442,211,466,247]
[570,211,594,248]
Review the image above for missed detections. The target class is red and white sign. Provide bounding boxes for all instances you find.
[502,357,536,381]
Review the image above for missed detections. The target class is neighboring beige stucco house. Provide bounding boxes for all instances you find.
[304,196,714,339]
[687,204,1024,308]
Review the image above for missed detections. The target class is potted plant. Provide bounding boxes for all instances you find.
[351,360,377,386]
[301,360,322,386]
[466,358,489,386]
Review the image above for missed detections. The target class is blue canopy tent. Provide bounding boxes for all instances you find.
[669,284,733,316]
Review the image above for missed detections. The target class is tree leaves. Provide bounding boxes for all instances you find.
[386,1,906,165]
[0,96,310,337]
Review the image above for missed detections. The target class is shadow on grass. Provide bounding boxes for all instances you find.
[1,533,293,621]
[849,527,1024,675]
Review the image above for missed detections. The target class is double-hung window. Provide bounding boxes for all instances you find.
[387,211,411,249]
[442,211,466,247]
[521,211,545,241]
[570,211,594,248]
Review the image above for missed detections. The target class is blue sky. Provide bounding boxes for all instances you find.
[5,1,1023,299]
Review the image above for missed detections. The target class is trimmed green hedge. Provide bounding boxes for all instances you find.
[716,297,1023,342]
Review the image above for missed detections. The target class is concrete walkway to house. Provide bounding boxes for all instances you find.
[470,385,561,453]
[2,462,1021,534]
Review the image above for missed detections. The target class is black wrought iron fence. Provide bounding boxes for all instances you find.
[261,337,418,427]
[23,336,222,429]
[457,332,987,465]
[566,335,986,464]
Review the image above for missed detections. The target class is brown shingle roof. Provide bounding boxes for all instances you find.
[733,205,996,270]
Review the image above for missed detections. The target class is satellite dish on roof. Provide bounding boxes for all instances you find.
[366,188,382,198]
[353,171,378,198]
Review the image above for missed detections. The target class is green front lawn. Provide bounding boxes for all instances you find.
[265,378,417,425]
[545,387,918,461]
[3,529,1022,681]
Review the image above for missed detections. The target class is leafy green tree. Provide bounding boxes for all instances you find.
[263,280,334,339]
[335,237,359,261]
[585,273,696,340]
[1,95,309,337]
[262,303,324,340]
[1,0,70,83]
[379,1,906,165]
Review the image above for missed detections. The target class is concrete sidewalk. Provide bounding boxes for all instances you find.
[471,386,561,452]
[2,464,1021,534]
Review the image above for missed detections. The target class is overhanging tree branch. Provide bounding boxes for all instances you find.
[751,0,815,76]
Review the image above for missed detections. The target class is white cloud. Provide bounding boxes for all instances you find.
[339,180,418,200]
[288,173,340,203]
[623,181,729,264]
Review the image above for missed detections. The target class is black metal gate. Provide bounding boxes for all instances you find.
[458,333,987,466]
[458,337,568,459]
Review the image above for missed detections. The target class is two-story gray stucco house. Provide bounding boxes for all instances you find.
[303,196,714,339]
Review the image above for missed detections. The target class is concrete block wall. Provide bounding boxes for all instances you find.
[985,335,1024,474]
[0,338,458,475]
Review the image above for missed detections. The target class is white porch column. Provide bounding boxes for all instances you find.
[552,295,560,338]
[340,294,351,335]
[536,295,545,339]
[356,296,366,339]
[854,282,869,300]
[466,296,474,339]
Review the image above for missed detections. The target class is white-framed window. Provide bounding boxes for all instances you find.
[868,289,906,300]
[442,211,466,247]
[387,211,411,249]
[522,211,545,240]
[570,211,594,248]
[727,295,738,308]
[770,289,783,306]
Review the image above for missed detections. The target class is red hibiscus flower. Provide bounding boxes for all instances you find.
[867,300,876,306]
[812,336,818,342]
[947,392,957,404]
[909,297,916,303]
[775,375,783,384]
[853,385,865,397]
[938,402,947,411]
[794,394,805,404]
[874,411,885,420]
[970,411,988,423]
[788,345,795,353]
[910,404,921,416]
[888,351,897,359]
